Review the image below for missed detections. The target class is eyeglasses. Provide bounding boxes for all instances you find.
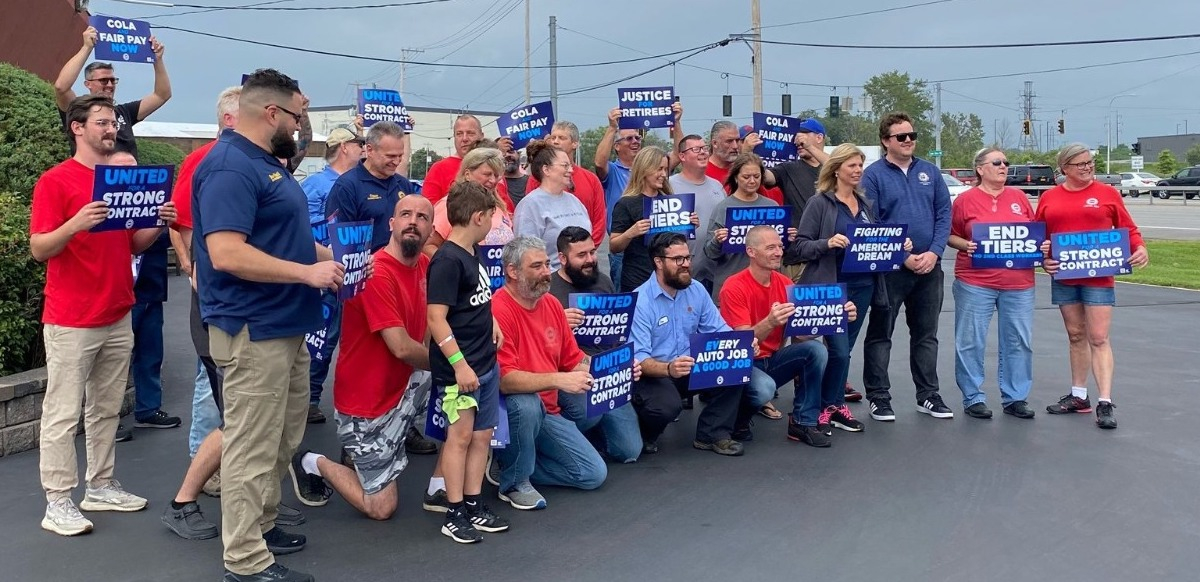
[87,77,119,85]
[551,162,573,169]
[267,104,303,124]
[1065,160,1095,168]
[888,132,918,142]
[657,254,693,266]
[986,160,1011,167]
[90,119,118,129]
[618,135,642,143]
[681,145,707,155]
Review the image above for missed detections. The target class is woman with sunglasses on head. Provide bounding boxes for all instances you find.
[946,148,1045,421]
[1036,143,1148,430]
[424,143,515,256]
[608,146,698,292]
[513,139,590,272]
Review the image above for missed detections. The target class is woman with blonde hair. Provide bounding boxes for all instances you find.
[608,146,697,291]
[424,145,515,256]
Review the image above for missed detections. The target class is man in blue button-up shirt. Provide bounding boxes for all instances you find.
[630,233,746,456]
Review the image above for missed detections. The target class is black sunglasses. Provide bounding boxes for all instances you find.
[267,104,303,124]
[888,132,918,142]
[987,160,1011,167]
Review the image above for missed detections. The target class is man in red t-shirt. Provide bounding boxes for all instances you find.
[718,227,859,449]
[491,237,635,510]
[422,114,515,212]
[287,195,435,520]
[30,95,177,536]
[527,120,607,247]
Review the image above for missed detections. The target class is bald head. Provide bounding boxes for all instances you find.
[745,225,779,248]
[109,151,138,166]
[390,195,435,258]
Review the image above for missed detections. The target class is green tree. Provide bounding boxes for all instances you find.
[796,108,877,147]
[0,191,45,375]
[407,148,443,181]
[1185,143,1200,167]
[0,63,70,202]
[939,112,985,167]
[1156,149,1179,176]
[862,71,934,143]
[135,139,185,172]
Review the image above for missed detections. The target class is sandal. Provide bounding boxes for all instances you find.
[757,402,783,420]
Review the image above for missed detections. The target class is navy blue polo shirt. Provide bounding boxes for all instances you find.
[324,161,413,252]
[192,130,322,341]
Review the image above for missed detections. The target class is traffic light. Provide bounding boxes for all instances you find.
[781,94,792,117]
[1057,119,1065,134]
[828,95,840,118]
[1131,142,1141,155]
[1022,119,1031,135]
[722,95,732,117]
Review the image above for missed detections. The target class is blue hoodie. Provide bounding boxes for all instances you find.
[862,156,951,257]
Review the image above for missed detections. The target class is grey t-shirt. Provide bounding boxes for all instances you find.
[701,194,780,302]
[669,173,726,281]
[513,187,591,271]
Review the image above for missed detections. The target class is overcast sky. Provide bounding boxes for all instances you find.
[85,0,1200,151]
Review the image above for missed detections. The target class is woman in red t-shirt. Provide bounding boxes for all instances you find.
[947,148,1045,421]
[1037,143,1149,429]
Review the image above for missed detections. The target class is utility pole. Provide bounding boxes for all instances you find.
[524,0,531,103]
[549,16,558,116]
[933,82,943,168]
[1020,80,1037,152]
[751,0,762,112]
[399,48,424,95]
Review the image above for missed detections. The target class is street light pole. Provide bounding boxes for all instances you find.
[1107,94,1135,172]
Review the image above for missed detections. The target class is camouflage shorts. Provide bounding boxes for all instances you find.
[335,371,432,495]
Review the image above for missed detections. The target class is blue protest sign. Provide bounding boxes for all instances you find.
[491,397,509,448]
[586,343,635,419]
[89,16,155,64]
[1051,228,1132,280]
[643,193,695,242]
[568,293,636,349]
[688,330,754,391]
[331,221,373,301]
[305,301,333,361]
[496,101,554,150]
[479,245,505,293]
[785,283,848,336]
[970,222,1045,269]
[751,112,800,168]
[358,88,413,132]
[91,165,173,232]
[721,206,792,253]
[311,220,329,247]
[425,390,509,449]
[617,86,675,130]
[842,223,908,273]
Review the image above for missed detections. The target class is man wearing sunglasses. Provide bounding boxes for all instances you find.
[53,26,172,160]
[860,112,954,423]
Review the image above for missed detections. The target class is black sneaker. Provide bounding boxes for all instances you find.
[681,395,694,410]
[1003,401,1035,419]
[404,426,438,455]
[441,507,482,543]
[965,402,993,419]
[1047,394,1092,415]
[869,400,895,422]
[161,501,219,540]
[917,396,954,419]
[306,404,326,424]
[485,450,501,487]
[262,526,306,555]
[223,563,314,582]
[115,423,134,442]
[641,440,659,455]
[731,419,754,442]
[1095,401,1117,429]
[829,404,865,432]
[275,503,306,527]
[786,415,831,448]
[465,503,510,533]
[423,489,450,513]
[692,438,745,456]
[135,410,181,429]
[288,451,331,507]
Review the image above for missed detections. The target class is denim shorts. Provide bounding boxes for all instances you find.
[434,363,500,431]
[1050,280,1116,306]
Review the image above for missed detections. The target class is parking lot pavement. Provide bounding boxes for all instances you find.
[1030,197,1200,241]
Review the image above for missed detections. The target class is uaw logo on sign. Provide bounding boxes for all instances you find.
[1051,228,1132,280]
[91,164,174,232]
[688,330,754,391]
[842,223,908,273]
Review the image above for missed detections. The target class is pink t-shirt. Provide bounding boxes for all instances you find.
[433,197,515,247]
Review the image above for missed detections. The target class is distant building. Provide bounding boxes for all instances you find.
[133,122,332,180]
[0,0,87,83]
[1134,134,1200,164]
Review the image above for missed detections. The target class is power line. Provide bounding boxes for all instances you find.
[418,0,516,52]
[130,0,294,19]
[534,42,727,98]
[755,0,956,31]
[426,0,523,62]
[756,32,1200,51]
[115,0,449,10]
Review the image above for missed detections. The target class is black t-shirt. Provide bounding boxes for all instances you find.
[506,175,530,207]
[772,160,821,227]
[549,271,615,356]
[610,193,655,292]
[427,240,497,385]
[59,100,142,159]
[134,230,170,304]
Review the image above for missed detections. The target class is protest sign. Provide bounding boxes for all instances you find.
[1051,228,1133,280]
[751,112,799,168]
[586,343,635,419]
[497,101,554,149]
[568,293,636,349]
[643,193,695,242]
[305,301,334,361]
[358,88,413,131]
[91,165,173,232]
[426,390,509,449]
[311,219,329,247]
[842,223,908,273]
[89,16,155,63]
[970,222,1045,269]
[331,221,372,301]
[688,330,754,391]
[785,283,847,336]
[617,87,675,130]
[479,245,504,293]
[722,206,791,253]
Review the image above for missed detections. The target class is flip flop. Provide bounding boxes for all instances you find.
[757,402,783,420]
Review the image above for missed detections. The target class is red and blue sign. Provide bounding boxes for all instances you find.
[89,16,155,63]
[1051,228,1132,280]
[617,86,675,130]
[688,330,754,391]
[785,283,847,336]
[970,222,1045,269]
[568,292,636,348]
[497,101,554,149]
[585,343,635,419]
[91,164,174,232]
[842,223,908,273]
[331,221,373,301]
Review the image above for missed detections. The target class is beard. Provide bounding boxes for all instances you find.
[269,125,298,160]
[517,274,552,300]
[563,260,598,288]
[664,268,692,290]
[399,227,423,258]
[504,160,519,174]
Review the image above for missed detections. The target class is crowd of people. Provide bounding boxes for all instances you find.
[28,32,1149,582]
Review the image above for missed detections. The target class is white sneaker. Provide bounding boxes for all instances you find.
[79,480,148,512]
[41,498,94,536]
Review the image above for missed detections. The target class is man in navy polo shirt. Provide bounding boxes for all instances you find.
[325,120,414,252]
[193,68,344,582]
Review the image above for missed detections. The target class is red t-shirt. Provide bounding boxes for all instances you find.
[1034,181,1145,288]
[334,250,429,418]
[30,159,136,327]
[171,139,217,232]
[951,186,1037,290]
[718,267,791,359]
[422,156,514,213]
[527,165,606,246]
[493,286,585,415]
[706,160,784,205]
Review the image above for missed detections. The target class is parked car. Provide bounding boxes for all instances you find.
[1006,164,1055,195]
[1153,166,1200,200]
[1057,173,1122,187]
[943,174,970,198]
[1119,172,1160,197]
[942,168,978,187]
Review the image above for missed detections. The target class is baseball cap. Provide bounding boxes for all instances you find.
[326,127,361,148]
[797,118,826,135]
[738,124,754,139]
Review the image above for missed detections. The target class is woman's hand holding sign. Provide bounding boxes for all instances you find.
[157,201,177,225]
[1130,245,1149,268]
[826,233,849,250]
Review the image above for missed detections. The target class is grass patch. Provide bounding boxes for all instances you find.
[1122,240,1200,290]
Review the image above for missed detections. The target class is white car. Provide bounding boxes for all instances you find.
[1119,172,1160,197]
[944,174,970,198]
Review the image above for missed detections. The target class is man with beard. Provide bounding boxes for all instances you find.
[30,94,176,536]
[706,121,784,204]
[503,148,529,207]
[421,114,516,211]
[490,237,622,510]
[547,227,643,462]
[193,69,344,582]
[629,233,747,456]
[287,196,435,520]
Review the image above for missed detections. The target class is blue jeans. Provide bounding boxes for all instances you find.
[188,359,221,457]
[953,280,1034,407]
[748,340,829,426]
[823,281,874,408]
[494,393,608,493]
[609,253,624,292]
[308,290,342,405]
[557,390,642,463]
[130,301,165,420]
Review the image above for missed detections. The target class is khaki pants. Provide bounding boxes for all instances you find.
[39,313,134,502]
[211,325,309,575]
